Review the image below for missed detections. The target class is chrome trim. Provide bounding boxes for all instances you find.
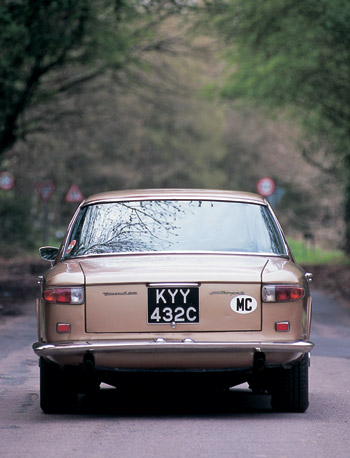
[148,282,200,287]
[83,194,266,207]
[305,272,313,283]
[63,251,291,261]
[33,340,314,357]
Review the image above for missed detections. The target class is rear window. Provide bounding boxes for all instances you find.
[64,200,287,257]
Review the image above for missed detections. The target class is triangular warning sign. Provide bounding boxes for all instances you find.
[65,184,84,203]
[35,181,56,202]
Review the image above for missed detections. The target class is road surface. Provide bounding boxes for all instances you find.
[0,290,349,458]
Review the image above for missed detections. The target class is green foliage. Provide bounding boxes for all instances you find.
[0,0,190,156]
[288,238,348,265]
[1,1,347,258]
[0,0,90,152]
[0,192,33,254]
[207,0,349,151]
[203,0,350,253]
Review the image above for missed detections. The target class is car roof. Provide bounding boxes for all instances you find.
[83,189,266,205]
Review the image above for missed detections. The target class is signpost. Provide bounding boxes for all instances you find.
[256,177,276,197]
[35,181,56,245]
[35,181,56,202]
[0,171,14,190]
[65,184,84,203]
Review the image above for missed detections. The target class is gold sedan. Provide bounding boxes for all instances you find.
[33,189,313,413]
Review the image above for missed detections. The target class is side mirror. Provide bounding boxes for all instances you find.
[305,272,313,283]
[39,246,59,263]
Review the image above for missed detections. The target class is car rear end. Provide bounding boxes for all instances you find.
[33,189,313,413]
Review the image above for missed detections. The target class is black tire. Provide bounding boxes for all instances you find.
[40,357,78,414]
[270,353,309,413]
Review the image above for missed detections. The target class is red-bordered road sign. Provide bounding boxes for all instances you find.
[65,184,84,203]
[257,177,276,197]
[35,181,56,202]
[0,171,14,190]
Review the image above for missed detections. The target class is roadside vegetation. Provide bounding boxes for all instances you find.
[288,239,349,266]
[0,1,349,262]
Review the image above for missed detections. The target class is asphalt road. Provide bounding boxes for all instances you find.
[0,290,349,458]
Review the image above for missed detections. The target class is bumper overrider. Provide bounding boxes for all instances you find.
[33,339,314,370]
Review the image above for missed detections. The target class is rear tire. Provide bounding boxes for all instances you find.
[40,357,78,414]
[270,353,309,413]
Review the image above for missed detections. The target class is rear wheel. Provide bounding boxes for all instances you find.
[40,357,79,414]
[270,353,309,413]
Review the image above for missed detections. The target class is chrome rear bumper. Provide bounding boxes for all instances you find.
[33,339,314,357]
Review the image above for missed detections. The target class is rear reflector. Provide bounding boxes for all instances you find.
[262,285,304,302]
[275,321,290,332]
[56,323,71,333]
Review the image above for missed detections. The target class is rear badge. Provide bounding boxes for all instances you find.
[230,295,257,314]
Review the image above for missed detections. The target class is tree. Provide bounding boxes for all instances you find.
[0,192,33,255]
[202,0,350,254]
[0,0,189,158]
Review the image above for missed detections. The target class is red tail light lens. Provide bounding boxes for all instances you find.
[43,287,84,304]
[262,285,304,302]
[43,289,55,302]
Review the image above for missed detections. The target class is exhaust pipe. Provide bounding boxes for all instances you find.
[253,352,266,372]
[83,352,95,370]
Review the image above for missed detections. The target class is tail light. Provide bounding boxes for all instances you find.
[262,285,304,302]
[43,287,84,304]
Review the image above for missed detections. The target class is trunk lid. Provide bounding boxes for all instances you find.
[80,254,268,333]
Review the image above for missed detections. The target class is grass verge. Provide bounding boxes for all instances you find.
[287,238,349,265]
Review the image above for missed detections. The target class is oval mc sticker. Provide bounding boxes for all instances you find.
[230,295,258,314]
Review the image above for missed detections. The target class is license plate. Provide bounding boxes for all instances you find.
[147,287,199,324]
